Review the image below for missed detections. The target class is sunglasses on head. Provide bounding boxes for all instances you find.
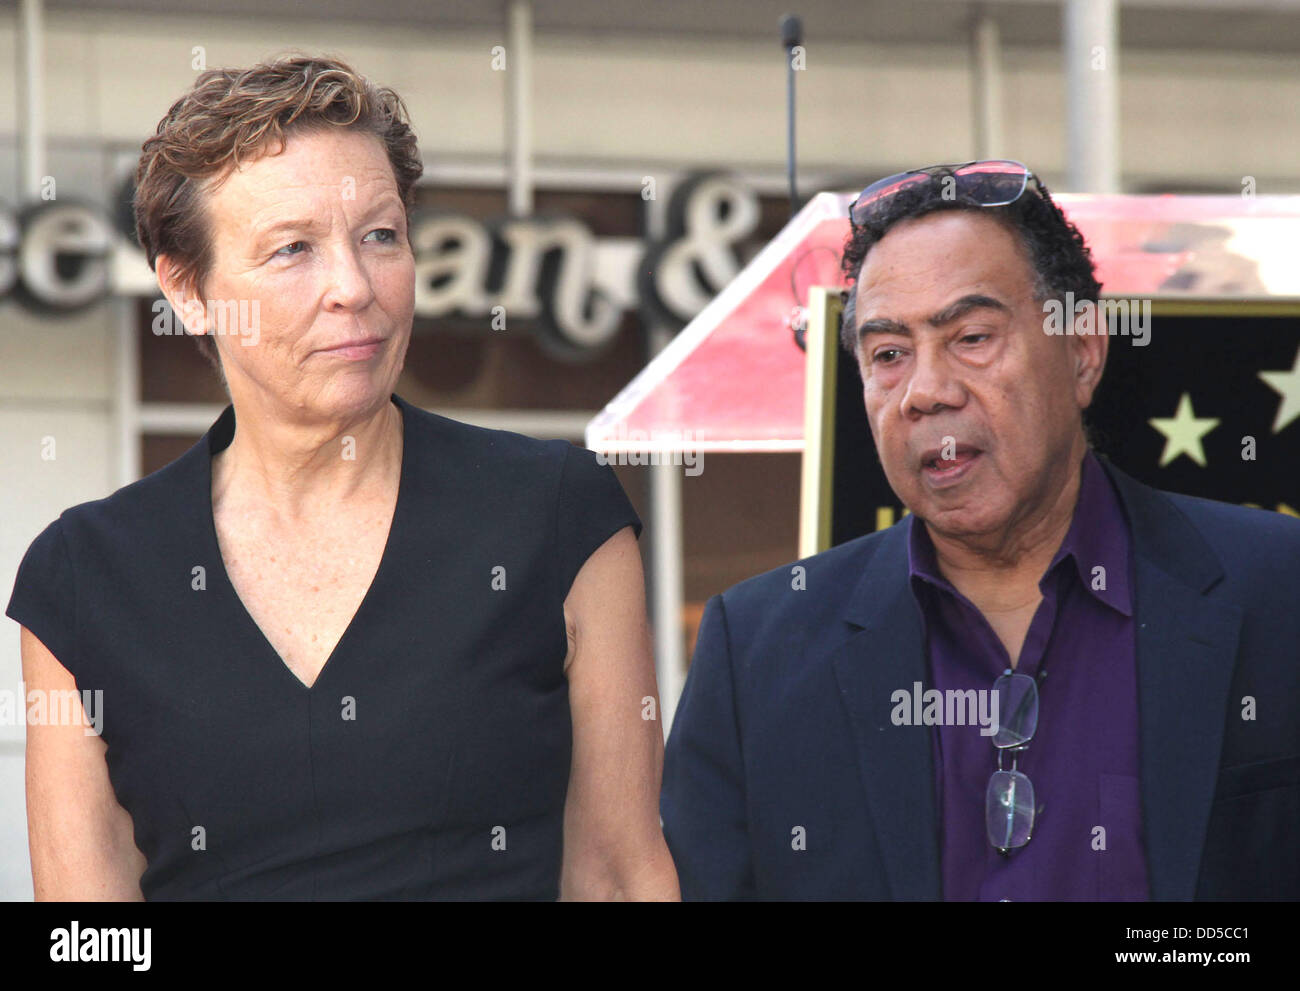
[849,159,1038,228]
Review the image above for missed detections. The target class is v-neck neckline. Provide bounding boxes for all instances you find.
[197,393,412,693]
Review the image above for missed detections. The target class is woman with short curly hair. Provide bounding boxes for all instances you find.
[8,54,679,901]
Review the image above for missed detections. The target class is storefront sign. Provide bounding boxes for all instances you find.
[0,173,764,356]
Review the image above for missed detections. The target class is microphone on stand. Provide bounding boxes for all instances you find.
[780,14,803,221]
[781,15,809,350]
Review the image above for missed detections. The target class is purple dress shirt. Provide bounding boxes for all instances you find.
[907,449,1150,901]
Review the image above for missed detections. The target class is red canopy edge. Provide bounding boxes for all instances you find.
[587,191,1300,454]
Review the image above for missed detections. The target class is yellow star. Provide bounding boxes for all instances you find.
[1149,393,1219,468]
[1259,346,1300,435]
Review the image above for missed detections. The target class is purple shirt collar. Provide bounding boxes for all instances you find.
[907,449,1133,618]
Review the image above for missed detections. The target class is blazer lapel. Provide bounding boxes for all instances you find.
[831,522,942,900]
[1098,456,1243,901]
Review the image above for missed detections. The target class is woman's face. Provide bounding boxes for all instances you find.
[196,127,414,421]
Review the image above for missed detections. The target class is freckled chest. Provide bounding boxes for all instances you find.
[212,496,396,689]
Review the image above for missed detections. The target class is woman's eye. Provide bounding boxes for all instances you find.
[275,241,306,257]
[363,228,398,244]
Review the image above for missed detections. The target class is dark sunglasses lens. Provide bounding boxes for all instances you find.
[850,172,928,225]
[851,161,1029,225]
[957,170,1028,206]
[986,768,1035,850]
[992,672,1038,748]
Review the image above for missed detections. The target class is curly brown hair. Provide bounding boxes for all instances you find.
[133,53,424,367]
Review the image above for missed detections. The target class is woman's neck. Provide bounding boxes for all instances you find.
[211,394,403,520]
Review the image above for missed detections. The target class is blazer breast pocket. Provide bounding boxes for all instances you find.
[1213,753,1300,801]
[1199,753,1300,899]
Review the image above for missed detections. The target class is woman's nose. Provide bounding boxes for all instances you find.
[322,243,376,311]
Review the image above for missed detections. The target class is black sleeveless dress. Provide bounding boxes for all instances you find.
[6,393,641,900]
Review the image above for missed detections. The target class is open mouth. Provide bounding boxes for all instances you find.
[924,452,975,469]
[920,446,982,483]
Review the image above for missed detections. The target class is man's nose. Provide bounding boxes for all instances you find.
[900,343,965,416]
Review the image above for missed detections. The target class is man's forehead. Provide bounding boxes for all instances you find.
[854,211,1033,319]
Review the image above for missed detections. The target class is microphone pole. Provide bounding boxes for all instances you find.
[781,14,803,220]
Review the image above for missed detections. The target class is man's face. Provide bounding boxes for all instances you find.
[850,209,1104,543]
[189,127,414,420]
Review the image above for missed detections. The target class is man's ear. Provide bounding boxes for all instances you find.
[1071,320,1108,410]
[839,285,857,355]
[154,254,205,337]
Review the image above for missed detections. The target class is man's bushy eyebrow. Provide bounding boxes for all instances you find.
[856,294,1011,343]
[927,294,1010,326]
[858,318,911,341]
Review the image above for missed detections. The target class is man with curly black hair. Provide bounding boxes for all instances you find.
[661,160,1300,902]
[837,164,1101,350]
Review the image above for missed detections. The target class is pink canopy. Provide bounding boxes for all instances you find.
[587,191,1300,453]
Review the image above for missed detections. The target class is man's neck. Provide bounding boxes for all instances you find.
[926,445,1087,614]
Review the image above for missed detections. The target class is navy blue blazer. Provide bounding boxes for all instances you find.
[661,454,1300,900]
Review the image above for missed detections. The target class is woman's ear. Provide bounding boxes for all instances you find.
[154,254,206,337]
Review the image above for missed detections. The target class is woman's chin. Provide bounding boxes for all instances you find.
[302,373,399,420]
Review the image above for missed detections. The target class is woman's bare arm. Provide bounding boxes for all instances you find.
[21,626,147,900]
[559,526,680,901]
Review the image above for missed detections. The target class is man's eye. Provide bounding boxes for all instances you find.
[275,241,306,257]
[363,228,397,244]
[961,333,990,344]
[873,348,902,364]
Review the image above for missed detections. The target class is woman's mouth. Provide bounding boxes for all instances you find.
[318,337,385,361]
